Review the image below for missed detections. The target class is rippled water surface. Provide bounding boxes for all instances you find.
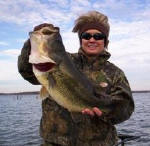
[116,92,150,146]
[0,93,150,146]
[0,94,42,146]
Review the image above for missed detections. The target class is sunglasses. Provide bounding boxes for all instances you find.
[80,32,106,40]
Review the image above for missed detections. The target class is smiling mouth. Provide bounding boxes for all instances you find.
[87,46,97,50]
[88,44,97,48]
[33,62,55,72]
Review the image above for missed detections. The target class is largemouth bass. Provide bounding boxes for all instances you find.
[29,25,112,113]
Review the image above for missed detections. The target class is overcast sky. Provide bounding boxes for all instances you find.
[0,0,150,93]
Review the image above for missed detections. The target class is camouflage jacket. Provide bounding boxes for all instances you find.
[18,39,134,146]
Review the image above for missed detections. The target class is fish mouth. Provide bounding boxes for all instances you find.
[33,62,55,72]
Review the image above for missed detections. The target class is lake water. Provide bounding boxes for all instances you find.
[0,93,150,146]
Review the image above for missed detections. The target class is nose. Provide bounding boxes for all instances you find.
[89,37,96,42]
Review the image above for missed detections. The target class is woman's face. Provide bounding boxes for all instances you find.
[81,29,105,56]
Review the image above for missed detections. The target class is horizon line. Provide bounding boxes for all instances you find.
[0,90,150,95]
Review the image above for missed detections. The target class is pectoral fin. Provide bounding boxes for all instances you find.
[40,86,49,99]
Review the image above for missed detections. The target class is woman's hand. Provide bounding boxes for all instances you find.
[82,107,102,117]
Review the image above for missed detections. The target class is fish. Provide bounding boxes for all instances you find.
[28,25,112,113]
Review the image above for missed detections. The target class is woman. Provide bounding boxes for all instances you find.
[18,11,134,146]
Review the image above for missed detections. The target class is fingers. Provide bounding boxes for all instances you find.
[92,107,102,116]
[82,107,102,117]
[34,23,54,31]
[82,108,94,117]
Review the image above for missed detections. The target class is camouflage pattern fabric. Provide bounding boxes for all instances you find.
[18,40,134,146]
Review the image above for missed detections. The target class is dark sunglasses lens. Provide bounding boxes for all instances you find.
[93,33,105,40]
[81,33,92,40]
[81,33,105,40]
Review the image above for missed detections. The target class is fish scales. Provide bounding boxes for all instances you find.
[48,70,93,112]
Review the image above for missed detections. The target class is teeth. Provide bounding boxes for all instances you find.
[88,43,97,47]
[88,45,96,47]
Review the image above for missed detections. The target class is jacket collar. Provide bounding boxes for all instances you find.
[78,47,111,70]
[78,47,110,62]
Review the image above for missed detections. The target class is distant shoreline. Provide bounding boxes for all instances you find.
[132,90,150,93]
[0,91,40,95]
[0,90,150,95]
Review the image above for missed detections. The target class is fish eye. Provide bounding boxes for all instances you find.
[42,29,53,35]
